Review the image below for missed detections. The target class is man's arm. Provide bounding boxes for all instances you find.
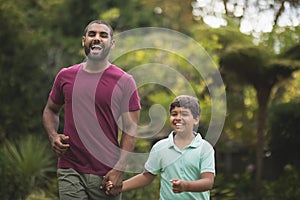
[102,110,140,196]
[43,97,69,156]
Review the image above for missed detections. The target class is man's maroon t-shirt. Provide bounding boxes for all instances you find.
[50,63,141,175]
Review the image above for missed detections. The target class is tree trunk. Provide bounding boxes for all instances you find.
[255,86,271,200]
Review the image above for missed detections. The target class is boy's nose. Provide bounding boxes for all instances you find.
[175,114,182,120]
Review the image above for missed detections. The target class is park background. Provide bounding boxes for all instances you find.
[1,0,300,199]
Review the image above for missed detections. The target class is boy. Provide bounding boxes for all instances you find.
[106,95,215,200]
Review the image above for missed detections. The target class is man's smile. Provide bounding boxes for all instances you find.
[90,44,104,54]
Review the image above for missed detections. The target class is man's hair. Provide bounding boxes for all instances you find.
[83,20,114,38]
[169,95,200,118]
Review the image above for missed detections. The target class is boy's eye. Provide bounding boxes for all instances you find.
[182,112,189,116]
[171,113,177,117]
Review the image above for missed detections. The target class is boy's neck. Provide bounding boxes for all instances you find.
[173,131,196,150]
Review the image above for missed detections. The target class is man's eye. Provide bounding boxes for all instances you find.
[88,32,96,36]
[100,33,108,38]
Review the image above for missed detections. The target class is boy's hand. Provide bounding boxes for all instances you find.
[170,179,187,193]
[99,178,113,195]
[105,180,113,193]
[101,169,123,196]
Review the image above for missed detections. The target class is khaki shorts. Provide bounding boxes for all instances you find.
[57,168,122,200]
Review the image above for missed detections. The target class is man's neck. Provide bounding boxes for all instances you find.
[83,59,110,73]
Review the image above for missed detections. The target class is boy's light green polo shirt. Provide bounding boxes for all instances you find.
[145,131,215,200]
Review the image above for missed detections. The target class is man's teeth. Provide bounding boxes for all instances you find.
[176,123,183,126]
[91,45,102,50]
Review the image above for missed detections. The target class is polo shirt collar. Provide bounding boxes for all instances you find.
[168,131,203,149]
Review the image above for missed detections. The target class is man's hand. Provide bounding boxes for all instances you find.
[101,169,123,196]
[50,134,70,156]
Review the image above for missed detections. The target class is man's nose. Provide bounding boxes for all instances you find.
[94,34,102,42]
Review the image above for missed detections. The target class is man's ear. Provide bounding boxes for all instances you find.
[82,36,85,47]
[111,39,115,49]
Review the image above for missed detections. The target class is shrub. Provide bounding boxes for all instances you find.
[0,134,56,199]
[262,166,300,200]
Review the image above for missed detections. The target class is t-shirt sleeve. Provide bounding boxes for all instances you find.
[121,75,141,112]
[49,69,65,105]
[200,142,216,175]
[144,144,161,175]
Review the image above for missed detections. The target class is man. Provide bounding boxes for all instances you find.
[43,20,141,200]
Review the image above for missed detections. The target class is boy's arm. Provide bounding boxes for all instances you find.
[122,171,156,192]
[171,172,214,193]
[102,110,140,196]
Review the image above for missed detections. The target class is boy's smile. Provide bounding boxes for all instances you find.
[170,106,199,134]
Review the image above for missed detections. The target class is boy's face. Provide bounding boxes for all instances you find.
[170,106,199,134]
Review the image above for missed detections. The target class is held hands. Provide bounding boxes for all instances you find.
[50,134,70,156]
[100,169,123,196]
[104,180,114,194]
[101,178,122,196]
[170,179,187,193]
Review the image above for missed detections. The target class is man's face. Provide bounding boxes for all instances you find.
[82,23,114,61]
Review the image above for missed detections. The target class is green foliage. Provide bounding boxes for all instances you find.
[220,45,272,86]
[275,71,300,102]
[0,0,58,141]
[220,36,300,90]
[211,172,255,200]
[262,167,300,200]
[213,83,258,145]
[260,26,300,54]
[0,135,56,199]
[0,0,300,199]
[25,189,58,200]
[191,23,254,56]
[267,101,300,170]
[211,174,237,200]
[122,173,160,200]
[211,170,300,200]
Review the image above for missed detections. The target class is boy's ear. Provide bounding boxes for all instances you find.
[194,116,200,125]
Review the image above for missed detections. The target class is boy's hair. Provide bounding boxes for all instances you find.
[83,20,114,38]
[169,95,200,118]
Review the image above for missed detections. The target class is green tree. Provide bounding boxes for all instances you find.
[267,101,300,171]
[0,0,58,141]
[219,44,300,199]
